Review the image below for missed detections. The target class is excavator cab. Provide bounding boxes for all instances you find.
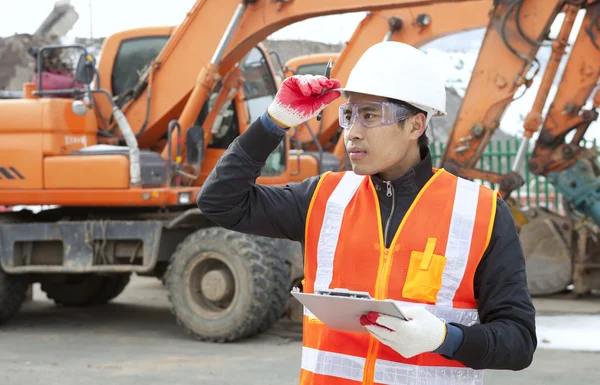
[0,44,107,192]
[2,27,315,194]
[17,43,167,191]
[284,53,339,78]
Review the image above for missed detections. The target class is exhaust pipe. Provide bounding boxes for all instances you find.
[112,106,142,187]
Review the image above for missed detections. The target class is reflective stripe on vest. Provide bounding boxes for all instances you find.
[301,346,485,385]
[300,169,498,385]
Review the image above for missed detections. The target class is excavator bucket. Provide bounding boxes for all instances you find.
[518,206,574,296]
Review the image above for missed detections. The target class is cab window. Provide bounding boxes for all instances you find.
[295,63,328,76]
[111,36,169,97]
[239,47,286,177]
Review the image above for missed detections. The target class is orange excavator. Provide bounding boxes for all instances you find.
[0,0,500,342]
[0,0,598,343]
[287,0,600,298]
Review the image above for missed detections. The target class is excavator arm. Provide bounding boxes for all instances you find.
[539,8,600,294]
[440,1,600,199]
[528,2,600,177]
[439,0,568,196]
[533,2,600,222]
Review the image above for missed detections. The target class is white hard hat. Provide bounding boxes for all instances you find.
[337,41,447,125]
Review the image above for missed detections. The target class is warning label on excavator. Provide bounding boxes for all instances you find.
[0,167,24,180]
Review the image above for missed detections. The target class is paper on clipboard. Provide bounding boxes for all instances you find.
[291,288,407,334]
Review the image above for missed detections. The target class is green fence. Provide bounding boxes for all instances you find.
[428,138,600,214]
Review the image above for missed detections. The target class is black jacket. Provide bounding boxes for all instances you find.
[197,117,537,371]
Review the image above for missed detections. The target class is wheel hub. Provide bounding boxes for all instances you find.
[187,253,237,313]
[201,268,234,302]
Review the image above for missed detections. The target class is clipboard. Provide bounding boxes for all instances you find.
[291,287,407,334]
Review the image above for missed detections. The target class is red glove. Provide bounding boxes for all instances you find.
[267,74,341,128]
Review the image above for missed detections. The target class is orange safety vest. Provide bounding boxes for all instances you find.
[299,168,498,385]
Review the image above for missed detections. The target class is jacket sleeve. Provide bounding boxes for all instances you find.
[196,113,320,243]
[448,197,537,370]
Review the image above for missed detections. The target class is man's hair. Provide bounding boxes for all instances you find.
[387,97,429,152]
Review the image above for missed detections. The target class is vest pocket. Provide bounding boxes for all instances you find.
[402,250,447,303]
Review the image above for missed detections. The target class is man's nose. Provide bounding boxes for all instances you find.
[346,119,364,140]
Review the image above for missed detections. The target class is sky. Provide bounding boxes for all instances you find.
[0,0,367,43]
[0,0,583,42]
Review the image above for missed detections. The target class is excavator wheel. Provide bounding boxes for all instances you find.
[89,273,131,305]
[40,274,109,307]
[164,227,290,342]
[40,274,108,307]
[518,206,574,296]
[249,235,292,334]
[0,267,29,325]
[40,273,131,307]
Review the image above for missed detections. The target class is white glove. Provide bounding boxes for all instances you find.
[360,307,447,358]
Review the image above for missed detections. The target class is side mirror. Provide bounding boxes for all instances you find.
[75,54,96,85]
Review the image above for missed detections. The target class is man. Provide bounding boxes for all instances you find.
[197,41,537,384]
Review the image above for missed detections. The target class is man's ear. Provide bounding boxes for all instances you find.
[409,113,427,140]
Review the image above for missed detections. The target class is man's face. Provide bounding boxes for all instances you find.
[342,93,425,178]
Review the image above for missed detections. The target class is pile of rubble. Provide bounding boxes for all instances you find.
[0,0,78,92]
[0,34,61,90]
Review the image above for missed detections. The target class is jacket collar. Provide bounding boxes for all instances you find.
[370,147,434,196]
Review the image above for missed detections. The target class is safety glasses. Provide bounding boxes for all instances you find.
[338,101,416,129]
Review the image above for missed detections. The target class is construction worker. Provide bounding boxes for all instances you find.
[197,41,536,384]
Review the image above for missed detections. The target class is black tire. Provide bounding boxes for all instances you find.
[89,273,131,305]
[249,235,291,334]
[164,227,287,342]
[0,267,29,324]
[41,274,107,307]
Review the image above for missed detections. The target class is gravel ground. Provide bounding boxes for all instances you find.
[0,275,598,385]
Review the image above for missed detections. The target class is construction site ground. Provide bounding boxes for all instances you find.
[0,275,598,385]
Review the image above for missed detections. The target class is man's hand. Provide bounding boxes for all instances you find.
[267,74,341,128]
[360,307,447,358]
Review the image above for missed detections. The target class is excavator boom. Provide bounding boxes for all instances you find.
[119,0,492,156]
